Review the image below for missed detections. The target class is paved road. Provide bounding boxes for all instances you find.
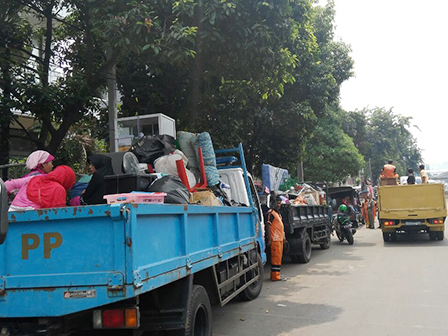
[212,225,448,336]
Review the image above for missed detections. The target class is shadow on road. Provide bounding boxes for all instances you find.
[383,233,448,247]
[213,299,343,336]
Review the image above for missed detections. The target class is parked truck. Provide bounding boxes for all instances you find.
[264,183,332,264]
[378,183,447,242]
[280,196,332,263]
[0,144,266,336]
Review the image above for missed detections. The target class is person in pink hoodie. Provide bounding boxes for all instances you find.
[5,175,40,211]
[5,150,55,211]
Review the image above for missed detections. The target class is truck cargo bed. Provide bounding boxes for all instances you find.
[0,203,260,318]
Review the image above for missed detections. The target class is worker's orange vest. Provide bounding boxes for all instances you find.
[382,164,396,178]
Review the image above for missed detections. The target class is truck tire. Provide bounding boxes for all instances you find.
[429,231,437,241]
[382,232,390,242]
[185,285,212,336]
[344,229,354,245]
[291,232,311,263]
[239,252,264,301]
[319,236,331,250]
[437,231,444,240]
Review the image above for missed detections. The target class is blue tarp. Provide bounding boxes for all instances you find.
[261,164,289,192]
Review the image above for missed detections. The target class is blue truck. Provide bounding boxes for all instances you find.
[0,144,266,336]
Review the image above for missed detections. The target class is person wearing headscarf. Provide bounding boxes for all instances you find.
[24,150,54,177]
[6,151,55,205]
[80,155,114,205]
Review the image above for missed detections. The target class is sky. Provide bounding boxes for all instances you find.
[325,0,448,167]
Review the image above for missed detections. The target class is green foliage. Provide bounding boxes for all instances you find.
[303,107,365,183]
[343,107,423,183]
[117,0,355,175]
[0,0,196,155]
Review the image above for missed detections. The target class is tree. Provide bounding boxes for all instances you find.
[343,107,423,183]
[302,107,365,183]
[0,0,195,158]
[0,1,32,175]
[117,0,355,174]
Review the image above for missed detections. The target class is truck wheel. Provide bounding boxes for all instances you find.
[239,252,264,301]
[438,231,444,240]
[319,236,331,250]
[390,233,397,242]
[382,232,390,242]
[185,285,212,336]
[291,232,311,263]
[344,229,354,245]
[429,231,437,241]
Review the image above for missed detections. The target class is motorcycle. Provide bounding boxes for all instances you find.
[332,214,356,245]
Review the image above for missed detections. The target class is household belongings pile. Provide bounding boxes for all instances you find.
[106,131,230,207]
[288,183,326,206]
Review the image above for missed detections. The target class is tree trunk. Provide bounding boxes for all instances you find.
[0,48,12,180]
[187,6,204,131]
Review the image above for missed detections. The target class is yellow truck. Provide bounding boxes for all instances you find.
[378,183,447,242]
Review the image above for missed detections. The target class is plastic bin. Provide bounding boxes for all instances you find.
[104,173,157,194]
[104,192,166,204]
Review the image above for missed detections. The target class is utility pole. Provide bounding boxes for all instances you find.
[107,49,118,153]
[368,158,372,181]
[297,161,304,182]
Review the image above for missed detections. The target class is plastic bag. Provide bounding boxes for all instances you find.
[130,134,176,165]
[154,150,196,188]
[208,182,231,206]
[148,175,190,204]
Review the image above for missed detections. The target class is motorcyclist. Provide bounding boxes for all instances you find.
[336,204,352,227]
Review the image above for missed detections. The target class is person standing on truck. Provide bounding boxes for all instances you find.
[419,165,428,184]
[407,168,416,185]
[380,160,399,180]
[266,195,286,281]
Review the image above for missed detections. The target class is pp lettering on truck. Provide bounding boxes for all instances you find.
[21,232,63,259]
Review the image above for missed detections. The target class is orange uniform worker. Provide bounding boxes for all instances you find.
[380,160,399,179]
[266,195,285,281]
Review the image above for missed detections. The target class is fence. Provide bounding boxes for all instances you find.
[0,163,27,181]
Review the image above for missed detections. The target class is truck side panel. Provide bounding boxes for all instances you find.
[129,204,257,293]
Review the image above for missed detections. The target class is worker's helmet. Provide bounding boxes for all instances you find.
[338,204,348,213]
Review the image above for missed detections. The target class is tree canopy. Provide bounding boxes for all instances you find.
[343,107,423,183]
[0,0,424,185]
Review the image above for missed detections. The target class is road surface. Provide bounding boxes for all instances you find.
[213,226,448,336]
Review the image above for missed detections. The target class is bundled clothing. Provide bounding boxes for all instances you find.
[27,165,75,209]
[6,165,75,211]
[81,155,114,205]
